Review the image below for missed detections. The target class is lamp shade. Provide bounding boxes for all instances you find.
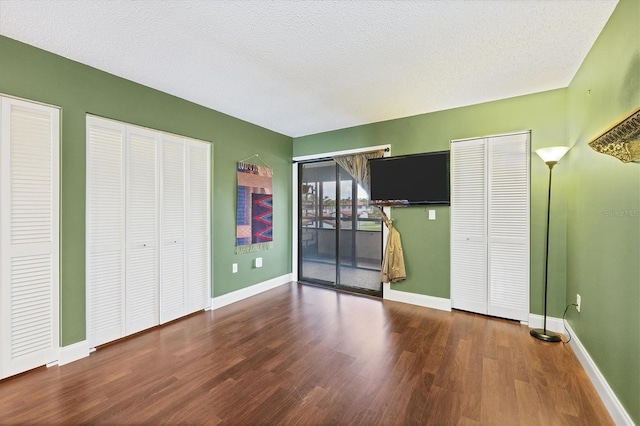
[535,146,570,163]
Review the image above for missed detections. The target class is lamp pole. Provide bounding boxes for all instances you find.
[530,161,561,342]
[530,146,569,342]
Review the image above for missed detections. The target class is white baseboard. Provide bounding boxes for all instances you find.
[526,313,564,333]
[382,283,452,311]
[58,340,90,366]
[565,322,634,426]
[211,273,292,310]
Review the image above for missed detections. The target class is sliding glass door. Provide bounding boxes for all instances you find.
[299,160,382,296]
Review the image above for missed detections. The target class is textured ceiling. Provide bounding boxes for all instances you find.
[0,0,619,137]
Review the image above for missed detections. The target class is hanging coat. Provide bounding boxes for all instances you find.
[381,223,406,283]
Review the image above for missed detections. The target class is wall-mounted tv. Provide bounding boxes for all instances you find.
[369,151,450,206]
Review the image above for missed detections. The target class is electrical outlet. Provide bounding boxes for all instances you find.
[232,263,238,273]
[255,257,263,268]
[576,294,581,312]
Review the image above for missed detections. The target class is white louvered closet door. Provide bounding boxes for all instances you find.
[86,117,126,347]
[186,140,211,313]
[125,127,159,335]
[160,135,186,323]
[0,97,59,379]
[487,133,530,321]
[450,138,488,315]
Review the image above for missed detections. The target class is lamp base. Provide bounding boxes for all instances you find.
[530,328,562,342]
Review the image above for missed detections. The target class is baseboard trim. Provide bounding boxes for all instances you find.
[58,340,90,366]
[211,273,292,310]
[526,313,564,333]
[565,322,634,426]
[382,284,451,311]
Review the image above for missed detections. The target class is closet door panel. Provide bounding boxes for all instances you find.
[186,141,211,312]
[86,118,126,347]
[160,135,186,323]
[125,127,159,335]
[450,138,487,315]
[1,97,59,378]
[487,133,530,321]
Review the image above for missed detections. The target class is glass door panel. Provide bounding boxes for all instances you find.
[300,161,337,286]
[337,167,382,294]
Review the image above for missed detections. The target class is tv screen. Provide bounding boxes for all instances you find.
[369,151,450,206]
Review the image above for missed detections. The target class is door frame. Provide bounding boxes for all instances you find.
[292,145,391,289]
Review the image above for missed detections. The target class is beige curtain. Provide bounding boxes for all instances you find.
[333,150,407,283]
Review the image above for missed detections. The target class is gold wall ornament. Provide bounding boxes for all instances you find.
[588,107,640,163]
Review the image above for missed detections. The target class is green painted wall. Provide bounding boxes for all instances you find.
[565,0,640,422]
[0,36,293,347]
[295,89,569,316]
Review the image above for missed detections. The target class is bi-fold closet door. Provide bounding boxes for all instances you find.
[160,134,186,324]
[450,132,530,322]
[86,116,210,348]
[126,126,160,335]
[160,135,212,322]
[0,96,59,379]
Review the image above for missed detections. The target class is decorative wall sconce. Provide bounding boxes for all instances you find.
[588,107,640,163]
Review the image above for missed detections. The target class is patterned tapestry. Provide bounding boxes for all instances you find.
[236,162,273,253]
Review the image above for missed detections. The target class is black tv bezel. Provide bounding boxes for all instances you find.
[369,150,450,207]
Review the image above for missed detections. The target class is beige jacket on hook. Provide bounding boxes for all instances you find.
[380,215,406,283]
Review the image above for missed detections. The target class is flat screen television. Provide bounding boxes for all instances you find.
[369,151,450,206]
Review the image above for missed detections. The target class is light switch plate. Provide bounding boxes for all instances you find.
[428,210,436,220]
[255,257,263,268]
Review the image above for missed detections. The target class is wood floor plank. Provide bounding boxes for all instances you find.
[0,282,613,425]
[515,378,547,425]
[423,385,462,425]
[481,357,521,425]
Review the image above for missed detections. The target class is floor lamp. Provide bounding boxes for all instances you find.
[530,146,570,342]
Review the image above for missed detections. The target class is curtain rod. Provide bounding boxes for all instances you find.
[292,146,389,163]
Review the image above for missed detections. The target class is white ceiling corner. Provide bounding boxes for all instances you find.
[0,0,619,137]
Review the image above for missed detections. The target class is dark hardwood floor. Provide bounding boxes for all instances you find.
[0,282,612,425]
